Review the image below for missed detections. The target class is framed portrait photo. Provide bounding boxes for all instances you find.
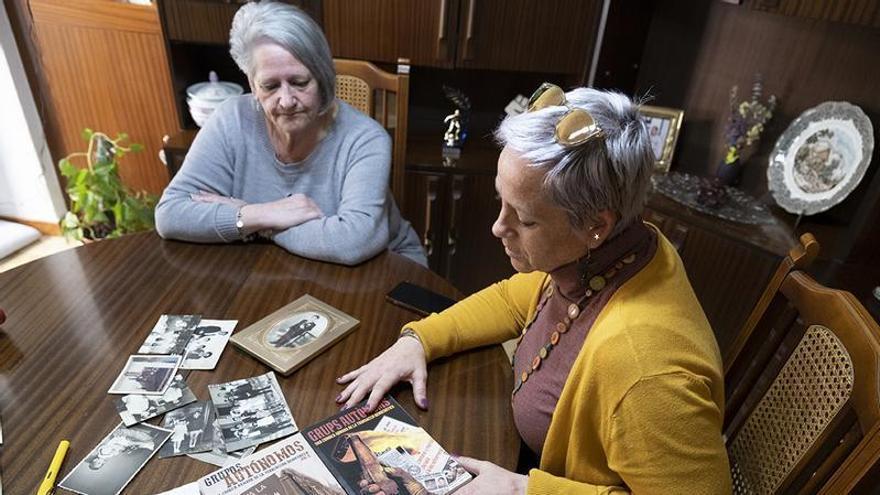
[639,105,684,173]
[230,295,359,375]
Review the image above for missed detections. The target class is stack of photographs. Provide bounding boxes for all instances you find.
[62,311,303,493]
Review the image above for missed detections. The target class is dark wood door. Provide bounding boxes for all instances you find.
[444,174,515,295]
[404,171,448,270]
[323,0,460,68]
[455,0,603,74]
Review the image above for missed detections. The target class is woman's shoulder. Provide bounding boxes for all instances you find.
[587,233,722,377]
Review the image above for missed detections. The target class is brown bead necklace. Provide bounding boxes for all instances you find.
[511,252,637,396]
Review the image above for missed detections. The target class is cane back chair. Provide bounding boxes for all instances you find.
[333,58,410,203]
[723,234,880,494]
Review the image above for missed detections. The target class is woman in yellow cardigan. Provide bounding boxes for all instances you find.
[337,84,732,494]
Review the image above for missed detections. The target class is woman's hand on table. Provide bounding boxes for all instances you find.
[455,456,528,495]
[336,334,428,412]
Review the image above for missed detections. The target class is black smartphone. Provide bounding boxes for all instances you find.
[386,282,457,317]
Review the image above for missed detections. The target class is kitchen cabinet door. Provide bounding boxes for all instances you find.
[443,174,515,295]
[455,0,603,74]
[323,0,460,68]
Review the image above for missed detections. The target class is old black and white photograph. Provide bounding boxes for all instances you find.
[187,419,257,467]
[266,311,329,349]
[115,372,197,426]
[138,314,202,355]
[180,319,237,370]
[108,355,182,395]
[230,295,359,375]
[208,372,297,452]
[57,423,171,495]
[158,400,215,458]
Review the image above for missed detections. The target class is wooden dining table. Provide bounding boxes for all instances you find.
[0,232,518,493]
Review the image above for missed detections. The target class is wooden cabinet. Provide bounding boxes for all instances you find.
[404,137,514,295]
[324,0,603,74]
[323,0,458,68]
[454,0,603,74]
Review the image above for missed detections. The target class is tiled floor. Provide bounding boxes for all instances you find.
[0,235,81,273]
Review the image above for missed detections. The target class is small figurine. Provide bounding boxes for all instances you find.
[441,86,471,155]
[444,109,462,148]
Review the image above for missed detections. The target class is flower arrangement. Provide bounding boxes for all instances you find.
[723,74,777,165]
[59,130,157,241]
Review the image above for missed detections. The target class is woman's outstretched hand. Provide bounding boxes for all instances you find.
[336,334,428,412]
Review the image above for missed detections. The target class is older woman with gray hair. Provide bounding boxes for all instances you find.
[337,84,731,493]
[155,1,425,266]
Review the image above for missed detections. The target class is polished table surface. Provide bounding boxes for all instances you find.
[0,233,518,493]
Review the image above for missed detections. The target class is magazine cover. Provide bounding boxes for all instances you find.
[302,396,471,495]
[199,434,345,495]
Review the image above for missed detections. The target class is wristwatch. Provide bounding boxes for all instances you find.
[235,207,245,237]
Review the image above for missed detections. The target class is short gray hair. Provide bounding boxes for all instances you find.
[495,87,653,237]
[229,1,336,112]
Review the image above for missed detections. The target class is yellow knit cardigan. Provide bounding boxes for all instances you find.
[406,232,732,494]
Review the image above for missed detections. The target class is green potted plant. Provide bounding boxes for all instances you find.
[59,129,157,241]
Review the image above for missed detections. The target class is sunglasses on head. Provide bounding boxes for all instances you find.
[527,82,604,147]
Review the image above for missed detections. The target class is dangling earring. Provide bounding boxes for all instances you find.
[578,248,592,286]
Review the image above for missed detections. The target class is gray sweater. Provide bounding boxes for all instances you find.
[155,96,426,266]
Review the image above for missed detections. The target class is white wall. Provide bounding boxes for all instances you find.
[0,6,65,223]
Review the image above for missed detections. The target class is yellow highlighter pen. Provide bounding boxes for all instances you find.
[37,440,69,495]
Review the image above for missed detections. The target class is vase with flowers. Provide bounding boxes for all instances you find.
[716,74,777,186]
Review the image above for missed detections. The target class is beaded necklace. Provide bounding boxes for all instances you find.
[511,251,637,396]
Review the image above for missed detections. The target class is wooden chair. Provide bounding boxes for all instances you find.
[334,58,410,203]
[724,233,820,371]
[723,234,880,494]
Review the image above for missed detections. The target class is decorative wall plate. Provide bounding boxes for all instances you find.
[767,101,874,215]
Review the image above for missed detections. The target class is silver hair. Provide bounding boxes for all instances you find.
[495,87,653,237]
[229,1,336,112]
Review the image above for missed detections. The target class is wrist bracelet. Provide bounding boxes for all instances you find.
[399,328,421,343]
[235,207,256,242]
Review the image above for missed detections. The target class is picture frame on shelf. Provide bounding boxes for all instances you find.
[639,105,684,173]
